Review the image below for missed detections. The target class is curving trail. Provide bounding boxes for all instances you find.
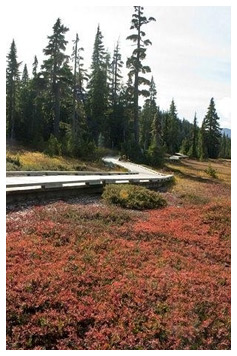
[6,156,173,192]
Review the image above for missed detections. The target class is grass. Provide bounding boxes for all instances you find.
[6,143,116,172]
[6,157,231,350]
[164,158,231,185]
[163,158,230,206]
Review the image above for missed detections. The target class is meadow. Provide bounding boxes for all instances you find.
[6,144,115,172]
[6,158,231,350]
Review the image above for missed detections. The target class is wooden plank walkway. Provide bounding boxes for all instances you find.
[6,157,173,194]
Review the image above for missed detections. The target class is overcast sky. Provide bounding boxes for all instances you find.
[4,1,231,128]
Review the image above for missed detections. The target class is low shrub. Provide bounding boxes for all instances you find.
[147,143,165,167]
[6,162,19,171]
[102,184,167,210]
[6,155,21,167]
[44,134,62,157]
[6,155,21,171]
[204,164,218,178]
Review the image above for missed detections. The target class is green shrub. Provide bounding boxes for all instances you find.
[6,162,18,171]
[147,143,165,167]
[204,164,218,178]
[6,155,21,166]
[102,184,167,210]
[45,134,62,157]
[6,155,21,170]
[75,140,97,160]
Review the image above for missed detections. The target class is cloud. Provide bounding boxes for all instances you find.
[216,97,231,128]
[144,7,231,127]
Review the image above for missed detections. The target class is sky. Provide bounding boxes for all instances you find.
[3,2,231,128]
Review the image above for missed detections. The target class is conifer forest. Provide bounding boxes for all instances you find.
[6,7,231,163]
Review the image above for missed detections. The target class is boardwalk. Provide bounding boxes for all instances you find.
[6,157,173,193]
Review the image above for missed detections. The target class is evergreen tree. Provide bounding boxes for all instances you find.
[147,106,165,166]
[30,55,46,147]
[69,33,90,156]
[201,98,221,158]
[188,113,199,158]
[226,136,231,159]
[109,41,124,148]
[126,6,156,144]
[21,64,29,84]
[166,99,180,154]
[140,76,157,151]
[41,18,70,138]
[18,63,32,142]
[179,138,189,155]
[6,39,21,139]
[151,107,162,146]
[219,133,231,159]
[120,77,134,146]
[71,33,84,137]
[111,41,123,104]
[161,110,169,152]
[179,119,193,155]
[32,55,38,77]
[86,25,108,145]
[102,50,114,147]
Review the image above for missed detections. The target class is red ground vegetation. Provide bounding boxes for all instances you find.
[6,159,231,350]
[6,199,230,350]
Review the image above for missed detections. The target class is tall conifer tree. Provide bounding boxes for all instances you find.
[189,113,199,158]
[32,56,38,77]
[71,33,86,137]
[201,98,221,158]
[6,40,21,139]
[18,63,32,142]
[111,41,123,104]
[167,99,180,154]
[147,107,164,166]
[41,18,70,138]
[126,6,156,144]
[30,55,45,145]
[109,41,124,148]
[21,64,29,84]
[140,76,157,151]
[87,25,108,145]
